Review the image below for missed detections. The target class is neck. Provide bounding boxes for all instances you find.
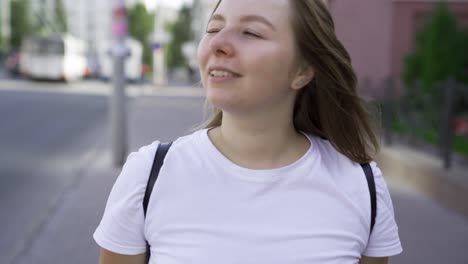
[208,109,310,169]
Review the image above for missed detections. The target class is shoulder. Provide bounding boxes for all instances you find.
[93,130,206,254]
[124,128,205,169]
[168,129,205,153]
[310,136,363,177]
[310,136,382,181]
[101,128,202,214]
[310,136,394,208]
[93,141,160,254]
[365,160,403,257]
[310,136,402,257]
[161,129,210,168]
[118,141,160,187]
[103,141,161,214]
[119,129,205,183]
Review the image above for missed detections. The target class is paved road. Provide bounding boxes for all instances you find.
[387,179,468,263]
[0,79,206,264]
[0,84,109,264]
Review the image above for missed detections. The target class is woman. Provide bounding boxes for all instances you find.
[94,0,402,263]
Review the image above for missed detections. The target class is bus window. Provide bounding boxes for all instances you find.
[47,41,64,54]
[37,39,64,55]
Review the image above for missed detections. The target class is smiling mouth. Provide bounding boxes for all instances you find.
[208,69,241,78]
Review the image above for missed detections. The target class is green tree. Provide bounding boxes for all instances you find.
[404,1,468,93]
[54,0,68,32]
[459,28,468,85]
[10,0,32,48]
[0,18,4,50]
[400,1,468,142]
[166,5,194,69]
[128,3,155,69]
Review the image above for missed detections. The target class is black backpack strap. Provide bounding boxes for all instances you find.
[143,142,173,216]
[143,142,172,263]
[361,163,377,234]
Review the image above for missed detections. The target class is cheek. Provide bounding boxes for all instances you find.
[197,37,210,70]
[247,47,295,86]
[197,38,210,87]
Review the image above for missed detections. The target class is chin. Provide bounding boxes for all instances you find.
[206,91,241,112]
[206,92,228,109]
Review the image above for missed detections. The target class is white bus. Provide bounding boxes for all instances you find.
[20,34,87,81]
[99,38,143,82]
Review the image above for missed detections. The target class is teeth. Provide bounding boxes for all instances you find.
[210,70,235,77]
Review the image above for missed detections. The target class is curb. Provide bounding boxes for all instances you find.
[0,80,205,98]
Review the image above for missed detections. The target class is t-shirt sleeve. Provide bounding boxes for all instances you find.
[93,142,159,255]
[362,161,403,257]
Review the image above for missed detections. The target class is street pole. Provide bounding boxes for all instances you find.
[153,7,169,87]
[441,78,455,170]
[111,0,129,166]
[153,42,167,87]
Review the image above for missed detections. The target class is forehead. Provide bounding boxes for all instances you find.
[213,0,291,27]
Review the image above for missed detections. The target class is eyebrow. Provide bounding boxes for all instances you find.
[209,14,276,31]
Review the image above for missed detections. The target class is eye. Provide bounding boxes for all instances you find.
[206,29,220,34]
[243,31,262,39]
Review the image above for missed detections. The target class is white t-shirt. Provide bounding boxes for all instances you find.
[94,129,402,263]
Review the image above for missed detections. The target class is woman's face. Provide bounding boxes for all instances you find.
[197,0,302,114]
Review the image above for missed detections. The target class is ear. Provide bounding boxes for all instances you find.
[291,64,315,90]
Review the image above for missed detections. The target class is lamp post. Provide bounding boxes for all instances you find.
[152,41,166,87]
[152,7,171,87]
[110,0,129,166]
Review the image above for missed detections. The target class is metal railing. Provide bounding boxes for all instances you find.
[369,77,468,169]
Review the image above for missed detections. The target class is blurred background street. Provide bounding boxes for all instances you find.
[0,0,467,264]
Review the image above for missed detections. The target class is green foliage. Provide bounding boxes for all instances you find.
[401,1,468,139]
[459,29,468,85]
[403,1,468,95]
[54,0,68,32]
[166,5,194,69]
[454,135,468,155]
[10,0,32,48]
[0,38,3,51]
[0,18,4,50]
[391,117,468,155]
[128,3,155,69]
[386,2,468,158]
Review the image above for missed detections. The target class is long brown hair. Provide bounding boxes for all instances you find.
[203,0,380,164]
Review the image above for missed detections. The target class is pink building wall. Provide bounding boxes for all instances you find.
[330,0,393,88]
[329,0,468,95]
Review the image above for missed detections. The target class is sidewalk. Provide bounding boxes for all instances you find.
[376,144,468,220]
[376,145,468,263]
[12,89,468,264]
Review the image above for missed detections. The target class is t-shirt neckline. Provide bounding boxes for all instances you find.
[197,128,318,182]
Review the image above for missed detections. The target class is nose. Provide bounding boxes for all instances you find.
[209,30,235,57]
